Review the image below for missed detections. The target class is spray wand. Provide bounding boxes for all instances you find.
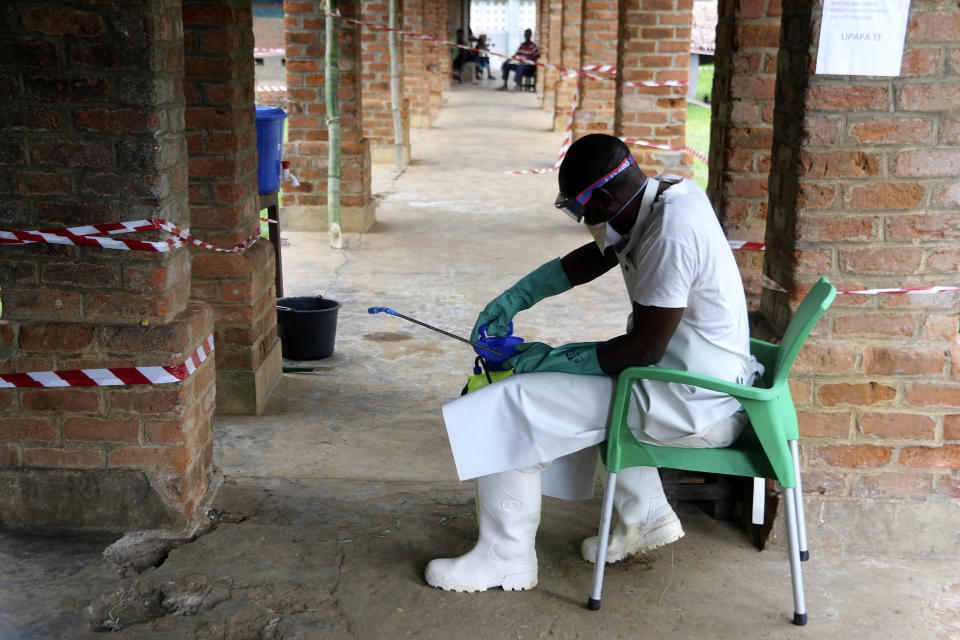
[367,307,504,357]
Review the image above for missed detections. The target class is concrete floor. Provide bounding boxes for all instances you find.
[1,86,959,640]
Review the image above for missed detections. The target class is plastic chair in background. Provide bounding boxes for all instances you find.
[587,277,837,626]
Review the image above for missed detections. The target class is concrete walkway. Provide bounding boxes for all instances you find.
[1,85,958,640]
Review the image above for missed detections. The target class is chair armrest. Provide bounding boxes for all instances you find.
[615,365,775,402]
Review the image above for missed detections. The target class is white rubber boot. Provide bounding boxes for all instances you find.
[425,468,540,592]
[581,466,684,564]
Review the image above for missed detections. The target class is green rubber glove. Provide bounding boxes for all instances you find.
[471,258,572,341]
[505,341,606,376]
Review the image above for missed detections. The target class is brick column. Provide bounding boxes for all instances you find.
[572,0,618,138]
[762,0,960,556]
[403,0,433,128]
[541,0,564,117]
[552,0,582,132]
[183,0,281,415]
[0,0,216,532]
[283,0,374,232]
[616,0,693,177]
[709,0,780,306]
[361,0,411,164]
[422,0,449,118]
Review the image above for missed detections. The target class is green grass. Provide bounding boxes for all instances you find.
[697,63,714,104]
[686,101,711,189]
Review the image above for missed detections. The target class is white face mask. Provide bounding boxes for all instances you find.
[585,181,646,252]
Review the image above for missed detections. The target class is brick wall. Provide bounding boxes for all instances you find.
[763,0,960,556]
[541,0,564,115]
[361,0,411,162]
[402,0,432,127]
[572,0,619,138]
[553,0,583,132]
[0,0,216,532]
[710,0,781,306]
[283,0,374,231]
[617,0,694,176]
[183,0,281,414]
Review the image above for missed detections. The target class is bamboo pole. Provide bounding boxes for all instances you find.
[388,0,403,173]
[325,0,343,249]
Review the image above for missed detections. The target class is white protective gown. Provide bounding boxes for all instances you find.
[442,176,763,500]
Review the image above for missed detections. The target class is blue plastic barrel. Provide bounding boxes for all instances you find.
[255,106,288,194]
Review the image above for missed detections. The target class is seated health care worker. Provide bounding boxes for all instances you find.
[426,134,762,593]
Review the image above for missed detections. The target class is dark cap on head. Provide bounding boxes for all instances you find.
[558,134,631,197]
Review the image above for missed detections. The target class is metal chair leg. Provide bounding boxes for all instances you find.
[789,440,809,561]
[783,486,807,625]
[751,477,765,525]
[588,470,618,610]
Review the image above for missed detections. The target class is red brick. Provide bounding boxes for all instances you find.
[0,418,57,441]
[906,384,960,407]
[109,445,189,471]
[852,473,932,499]
[898,84,960,112]
[798,411,850,438]
[75,109,160,133]
[800,151,879,178]
[928,249,960,273]
[802,117,842,147]
[0,445,20,465]
[835,313,915,337]
[805,86,887,111]
[817,383,896,407]
[847,184,924,211]
[848,118,932,145]
[19,324,94,352]
[899,444,960,469]
[797,214,874,240]
[22,389,99,413]
[109,387,185,416]
[41,263,118,289]
[729,76,775,100]
[734,23,780,48]
[895,150,960,178]
[145,419,187,443]
[899,48,939,76]
[839,247,923,275]
[862,346,946,376]
[889,213,960,241]
[727,126,773,149]
[794,344,857,375]
[63,417,138,443]
[920,314,959,341]
[32,139,111,168]
[813,444,891,468]
[21,8,103,37]
[906,11,960,42]
[14,171,69,195]
[940,473,960,497]
[24,447,102,468]
[945,415,960,440]
[858,413,936,440]
[182,5,236,27]
[724,176,768,198]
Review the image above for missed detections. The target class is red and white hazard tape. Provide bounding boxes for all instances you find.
[761,273,960,296]
[728,240,765,250]
[0,333,214,388]
[254,48,285,58]
[1,219,260,254]
[619,136,709,166]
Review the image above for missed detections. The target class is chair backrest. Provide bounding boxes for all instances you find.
[769,277,837,389]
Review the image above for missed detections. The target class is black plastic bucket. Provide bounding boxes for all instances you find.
[277,296,341,360]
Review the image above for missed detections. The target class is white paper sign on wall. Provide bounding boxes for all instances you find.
[815,0,911,76]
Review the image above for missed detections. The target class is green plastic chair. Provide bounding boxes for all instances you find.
[588,277,837,626]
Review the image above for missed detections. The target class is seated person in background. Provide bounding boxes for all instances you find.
[474,34,493,79]
[498,29,539,91]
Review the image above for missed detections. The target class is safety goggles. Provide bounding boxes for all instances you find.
[554,154,635,222]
